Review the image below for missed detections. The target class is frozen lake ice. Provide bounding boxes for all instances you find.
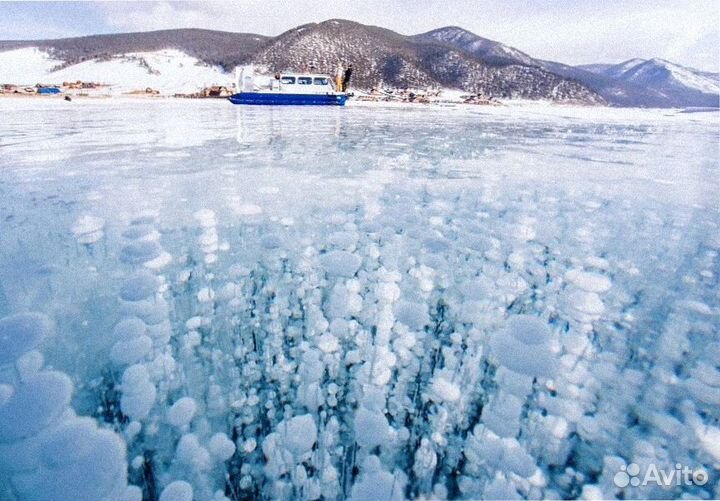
[0,99,718,500]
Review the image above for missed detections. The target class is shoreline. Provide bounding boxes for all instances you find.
[0,92,609,108]
[1,93,716,113]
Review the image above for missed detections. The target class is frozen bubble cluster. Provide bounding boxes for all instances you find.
[0,100,718,500]
[0,313,136,501]
[72,215,105,245]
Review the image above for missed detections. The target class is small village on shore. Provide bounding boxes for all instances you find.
[0,79,501,105]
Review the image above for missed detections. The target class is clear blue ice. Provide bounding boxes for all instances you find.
[0,100,718,500]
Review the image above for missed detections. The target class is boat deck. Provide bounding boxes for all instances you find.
[229,92,348,106]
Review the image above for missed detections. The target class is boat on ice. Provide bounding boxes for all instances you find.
[228,66,349,106]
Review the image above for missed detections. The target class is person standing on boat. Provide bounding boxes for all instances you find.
[335,63,344,92]
[342,64,353,92]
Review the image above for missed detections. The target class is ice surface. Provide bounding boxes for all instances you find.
[320,250,362,277]
[0,313,53,365]
[167,397,197,427]
[393,301,430,330]
[208,432,236,460]
[159,480,194,501]
[277,414,318,456]
[0,372,72,442]
[113,318,148,340]
[120,273,161,302]
[0,313,134,500]
[0,99,718,500]
[351,455,405,501]
[71,215,105,244]
[354,407,390,448]
[429,376,462,403]
[564,269,612,293]
[109,335,152,366]
[694,424,720,461]
[13,420,129,501]
[176,433,211,471]
[121,240,163,265]
[489,315,558,378]
[120,365,156,420]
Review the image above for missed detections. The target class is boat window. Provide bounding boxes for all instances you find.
[297,77,312,85]
[313,77,329,85]
[280,76,296,84]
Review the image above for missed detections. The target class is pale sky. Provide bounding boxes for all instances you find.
[1,1,718,72]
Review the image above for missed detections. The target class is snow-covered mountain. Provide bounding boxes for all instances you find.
[580,58,720,100]
[1,21,717,106]
[414,26,537,67]
[412,27,719,108]
[0,28,269,72]
[252,20,601,103]
[0,21,602,103]
[579,58,646,79]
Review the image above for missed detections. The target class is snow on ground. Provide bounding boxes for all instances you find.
[0,48,232,94]
[0,47,61,84]
[0,99,718,500]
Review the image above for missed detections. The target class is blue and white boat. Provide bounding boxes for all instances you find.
[229,66,348,106]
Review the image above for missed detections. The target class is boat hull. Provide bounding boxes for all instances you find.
[228,92,347,106]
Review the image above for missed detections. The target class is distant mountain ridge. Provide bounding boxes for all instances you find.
[413,26,537,67]
[578,58,720,107]
[0,28,269,72]
[419,26,719,108]
[1,20,717,107]
[251,20,600,102]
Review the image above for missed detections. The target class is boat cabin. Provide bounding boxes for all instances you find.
[236,66,339,95]
[231,66,348,105]
[267,74,336,94]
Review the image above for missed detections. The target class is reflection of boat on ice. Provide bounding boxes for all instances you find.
[229,66,349,106]
[235,102,345,147]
